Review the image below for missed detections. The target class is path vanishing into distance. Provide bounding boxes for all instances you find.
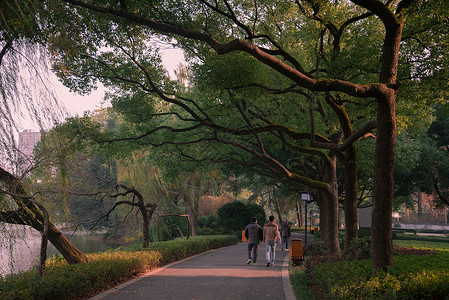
[90,233,308,300]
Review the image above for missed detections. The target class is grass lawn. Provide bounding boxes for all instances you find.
[289,266,316,300]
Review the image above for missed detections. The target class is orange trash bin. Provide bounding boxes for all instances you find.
[242,230,247,242]
[290,238,305,266]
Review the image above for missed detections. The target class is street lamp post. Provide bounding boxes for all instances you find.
[301,192,310,246]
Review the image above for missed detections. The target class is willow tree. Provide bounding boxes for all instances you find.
[0,1,88,265]
[45,0,449,270]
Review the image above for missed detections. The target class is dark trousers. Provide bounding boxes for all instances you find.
[247,243,259,263]
[282,236,290,249]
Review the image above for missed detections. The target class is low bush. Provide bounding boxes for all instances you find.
[197,226,221,235]
[359,228,398,239]
[306,239,328,256]
[357,228,371,238]
[0,235,238,300]
[142,235,238,265]
[198,214,220,229]
[309,241,449,299]
[346,237,372,260]
[291,226,304,233]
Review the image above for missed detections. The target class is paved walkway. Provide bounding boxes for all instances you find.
[90,240,298,300]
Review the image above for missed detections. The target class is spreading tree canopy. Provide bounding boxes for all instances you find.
[32,0,449,270]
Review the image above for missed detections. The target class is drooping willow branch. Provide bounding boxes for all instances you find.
[0,188,49,277]
[154,214,191,239]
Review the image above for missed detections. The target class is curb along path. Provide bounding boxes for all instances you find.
[90,242,295,300]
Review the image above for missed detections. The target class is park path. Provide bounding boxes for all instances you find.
[89,240,298,300]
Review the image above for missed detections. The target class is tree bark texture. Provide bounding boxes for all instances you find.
[371,94,396,270]
[344,146,359,251]
[139,203,157,248]
[181,192,198,236]
[326,154,341,257]
[323,95,360,251]
[370,6,404,269]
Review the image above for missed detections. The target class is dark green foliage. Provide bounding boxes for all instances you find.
[358,228,398,239]
[312,250,449,299]
[0,236,238,300]
[141,235,238,265]
[306,239,328,257]
[246,203,266,225]
[0,251,161,300]
[217,201,266,232]
[347,237,372,260]
[357,228,372,238]
[428,104,449,148]
[395,104,449,209]
[306,238,449,299]
[198,214,223,235]
[199,214,220,229]
[149,216,189,242]
[217,201,250,231]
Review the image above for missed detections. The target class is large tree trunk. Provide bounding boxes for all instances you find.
[371,93,396,270]
[181,193,198,236]
[324,95,359,251]
[371,8,404,270]
[326,154,341,256]
[190,214,198,236]
[139,204,151,248]
[1,209,88,264]
[47,223,89,264]
[344,145,359,250]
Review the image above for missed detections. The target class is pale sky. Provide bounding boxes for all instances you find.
[19,48,185,132]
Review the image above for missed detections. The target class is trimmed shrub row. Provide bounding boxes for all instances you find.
[394,234,449,244]
[0,235,238,300]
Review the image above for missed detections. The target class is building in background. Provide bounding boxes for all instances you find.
[18,129,42,174]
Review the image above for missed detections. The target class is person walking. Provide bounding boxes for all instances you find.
[263,215,281,267]
[280,220,291,251]
[244,217,263,265]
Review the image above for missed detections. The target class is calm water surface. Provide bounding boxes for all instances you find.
[1,224,113,277]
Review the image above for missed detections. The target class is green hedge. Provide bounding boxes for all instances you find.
[394,233,449,243]
[0,235,238,300]
[142,235,238,265]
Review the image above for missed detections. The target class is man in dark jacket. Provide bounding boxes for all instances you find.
[280,220,292,251]
[244,217,263,265]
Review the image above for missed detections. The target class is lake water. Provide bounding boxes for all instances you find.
[0,224,113,277]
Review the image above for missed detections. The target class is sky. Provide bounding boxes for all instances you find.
[18,47,185,132]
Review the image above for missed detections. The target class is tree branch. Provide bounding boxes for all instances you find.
[62,0,387,98]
